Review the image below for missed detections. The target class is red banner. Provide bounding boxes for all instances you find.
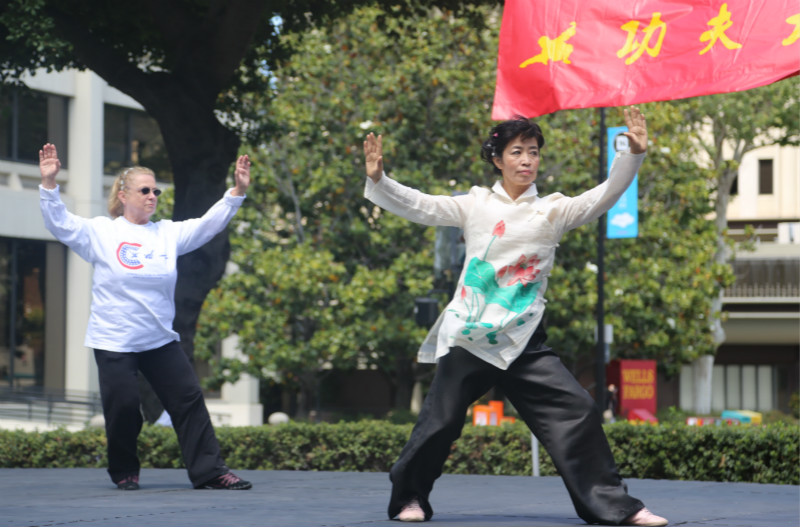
[492,1,800,119]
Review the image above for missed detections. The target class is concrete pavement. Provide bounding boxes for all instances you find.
[1,468,798,526]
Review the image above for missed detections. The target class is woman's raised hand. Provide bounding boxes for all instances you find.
[232,154,251,197]
[623,107,648,155]
[363,133,384,183]
[39,143,61,190]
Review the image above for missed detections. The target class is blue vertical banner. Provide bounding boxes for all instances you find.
[606,126,638,239]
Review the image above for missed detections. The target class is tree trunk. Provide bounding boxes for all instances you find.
[393,356,415,410]
[691,354,715,414]
[692,163,737,414]
[136,92,240,420]
[149,93,241,360]
[410,381,424,414]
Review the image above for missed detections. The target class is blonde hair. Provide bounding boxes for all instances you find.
[107,166,156,218]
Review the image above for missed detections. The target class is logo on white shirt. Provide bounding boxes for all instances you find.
[117,242,144,269]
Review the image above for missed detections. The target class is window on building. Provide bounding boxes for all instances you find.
[713,364,778,412]
[758,159,773,195]
[0,89,68,165]
[0,238,48,387]
[104,105,172,181]
[729,175,738,195]
[680,362,778,413]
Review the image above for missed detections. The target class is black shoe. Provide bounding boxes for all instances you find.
[116,475,139,490]
[198,471,252,490]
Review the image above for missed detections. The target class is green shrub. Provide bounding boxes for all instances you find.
[1,420,797,484]
[0,428,107,468]
[605,421,799,484]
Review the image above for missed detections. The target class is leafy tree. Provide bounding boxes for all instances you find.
[665,79,800,412]
[0,0,485,411]
[541,104,730,380]
[196,4,729,415]
[196,4,501,415]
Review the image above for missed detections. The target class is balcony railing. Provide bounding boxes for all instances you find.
[725,257,800,299]
[0,386,102,426]
[724,282,800,298]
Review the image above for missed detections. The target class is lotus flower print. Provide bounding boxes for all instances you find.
[455,220,542,345]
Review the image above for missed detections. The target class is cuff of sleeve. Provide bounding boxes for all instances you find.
[224,188,246,202]
[624,151,646,158]
[39,184,60,200]
[364,171,388,197]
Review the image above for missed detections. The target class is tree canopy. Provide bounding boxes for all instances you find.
[0,0,492,385]
[195,4,502,413]
[194,4,734,417]
[5,0,792,417]
[663,78,800,412]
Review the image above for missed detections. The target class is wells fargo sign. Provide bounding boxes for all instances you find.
[606,359,657,416]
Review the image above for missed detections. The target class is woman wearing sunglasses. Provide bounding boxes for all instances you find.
[38,143,252,492]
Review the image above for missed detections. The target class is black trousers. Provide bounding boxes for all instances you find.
[388,328,644,525]
[94,341,228,487]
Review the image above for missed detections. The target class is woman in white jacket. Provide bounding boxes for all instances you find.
[38,144,252,492]
[363,107,667,526]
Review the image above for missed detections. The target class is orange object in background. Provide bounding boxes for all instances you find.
[472,404,499,426]
[489,400,504,417]
[686,416,717,426]
[473,400,516,426]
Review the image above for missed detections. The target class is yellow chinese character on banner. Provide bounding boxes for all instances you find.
[616,13,667,65]
[699,3,742,55]
[520,22,577,67]
[783,14,800,46]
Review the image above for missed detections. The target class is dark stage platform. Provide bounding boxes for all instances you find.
[1,468,797,526]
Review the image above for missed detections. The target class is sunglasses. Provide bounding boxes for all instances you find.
[136,187,162,196]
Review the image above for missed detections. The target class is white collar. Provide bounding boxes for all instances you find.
[491,180,539,201]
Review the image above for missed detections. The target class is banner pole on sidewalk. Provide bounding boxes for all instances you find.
[531,433,540,476]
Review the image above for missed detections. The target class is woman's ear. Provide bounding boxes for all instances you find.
[492,156,504,172]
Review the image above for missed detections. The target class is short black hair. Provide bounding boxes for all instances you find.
[480,116,545,175]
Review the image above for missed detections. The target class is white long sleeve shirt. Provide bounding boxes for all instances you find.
[365,151,645,369]
[40,185,245,352]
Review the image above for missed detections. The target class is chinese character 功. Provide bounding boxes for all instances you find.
[616,13,667,65]
[520,22,577,67]
[699,3,742,55]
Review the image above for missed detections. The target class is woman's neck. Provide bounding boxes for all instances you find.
[123,212,150,225]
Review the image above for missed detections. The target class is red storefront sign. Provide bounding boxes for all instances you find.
[606,359,657,417]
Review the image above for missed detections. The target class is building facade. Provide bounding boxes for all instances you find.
[676,144,800,414]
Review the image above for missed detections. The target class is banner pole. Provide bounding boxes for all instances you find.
[596,107,607,414]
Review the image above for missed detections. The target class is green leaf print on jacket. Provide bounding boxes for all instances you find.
[458,220,542,345]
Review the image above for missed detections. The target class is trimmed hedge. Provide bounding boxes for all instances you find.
[1,421,797,484]
[605,421,800,484]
